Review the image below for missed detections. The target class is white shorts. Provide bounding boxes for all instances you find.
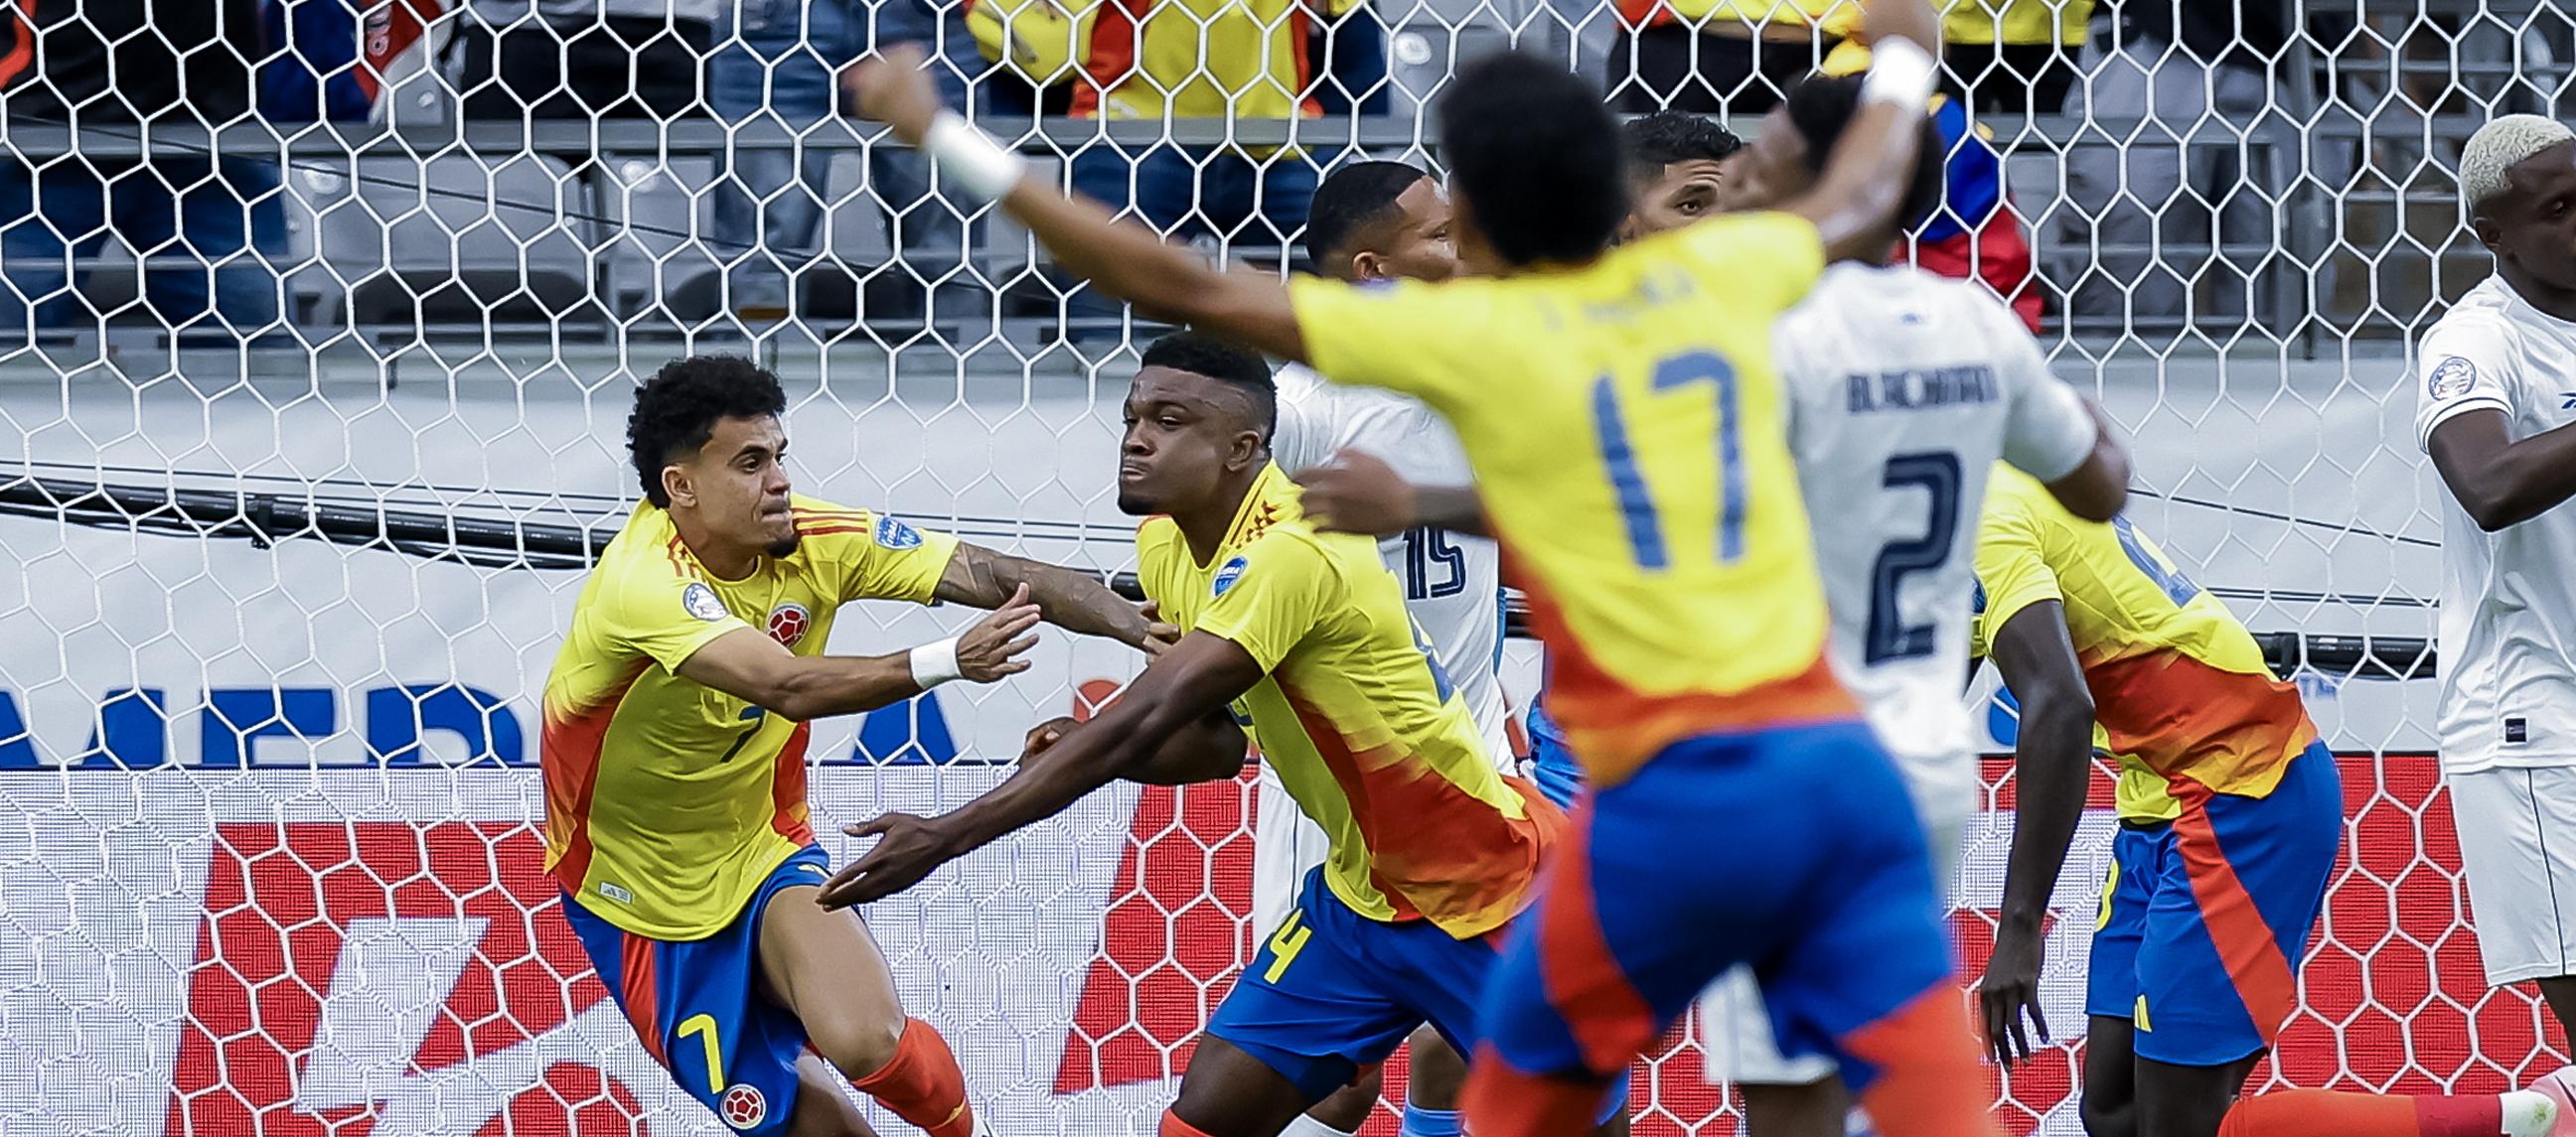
[1697,785,1970,1086]
[1253,769,1333,940]
[2450,765,2576,986]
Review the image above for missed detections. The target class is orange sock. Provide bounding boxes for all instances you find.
[1843,984,2003,1137]
[1159,1110,1221,1137]
[1459,1045,1609,1137]
[847,1018,975,1137]
[2218,1089,2504,1137]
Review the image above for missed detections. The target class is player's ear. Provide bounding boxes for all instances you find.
[661,464,693,508]
[2472,213,2505,254]
[1230,428,1266,472]
[1348,249,1383,282]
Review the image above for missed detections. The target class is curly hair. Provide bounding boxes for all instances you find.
[1436,53,1628,267]
[2462,114,2576,217]
[627,355,788,507]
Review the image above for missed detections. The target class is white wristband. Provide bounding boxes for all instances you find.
[921,112,1027,205]
[909,637,964,688]
[1863,38,1937,107]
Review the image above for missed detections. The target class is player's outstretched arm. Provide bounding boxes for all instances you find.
[2039,398,2132,523]
[1976,599,2095,1068]
[2428,409,2576,531]
[1294,450,1490,538]
[677,587,1043,720]
[842,48,1306,362]
[1781,0,1942,260]
[937,542,1180,653]
[815,631,1265,908]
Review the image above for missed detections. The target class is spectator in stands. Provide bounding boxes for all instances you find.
[1052,0,1356,250]
[1604,0,1844,116]
[2062,0,2288,323]
[0,0,287,338]
[706,0,978,322]
[454,0,711,119]
[1814,37,2045,331]
[1926,0,2088,114]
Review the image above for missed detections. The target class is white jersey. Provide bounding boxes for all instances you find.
[1775,263,2098,816]
[1269,362,1511,768]
[2413,275,2576,776]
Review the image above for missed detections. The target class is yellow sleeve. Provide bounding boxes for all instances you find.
[1971,488,2063,651]
[1288,275,1493,413]
[829,513,963,605]
[1678,212,1827,320]
[594,558,753,674]
[1191,533,1342,672]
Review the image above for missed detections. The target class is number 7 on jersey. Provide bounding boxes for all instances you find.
[1591,351,1747,569]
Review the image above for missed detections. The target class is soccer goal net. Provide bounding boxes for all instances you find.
[0,0,2558,1133]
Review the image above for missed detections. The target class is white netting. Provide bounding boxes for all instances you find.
[0,0,2556,1133]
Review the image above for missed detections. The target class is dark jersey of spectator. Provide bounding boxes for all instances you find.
[2121,0,2288,71]
[0,0,263,122]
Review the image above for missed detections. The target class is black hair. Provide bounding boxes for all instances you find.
[1139,332,1278,439]
[1623,109,1744,186]
[627,355,788,507]
[1303,160,1436,276]
[1436,53,1630,266]
[1781,74,1948,235]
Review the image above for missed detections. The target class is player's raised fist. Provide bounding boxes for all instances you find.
[959,583,1042,681]
[842,44,943,146]
[1861,0,1942,61]
[1293,449,1418,537]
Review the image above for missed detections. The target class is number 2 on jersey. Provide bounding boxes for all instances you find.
[1865,451,1964,663]
[1591,352,1746,570]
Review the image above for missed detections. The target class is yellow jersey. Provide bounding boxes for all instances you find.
[1969,467,2317,822]
[1288,211,1859,786]
[1137,465,1560,938]
[541,496,959,938]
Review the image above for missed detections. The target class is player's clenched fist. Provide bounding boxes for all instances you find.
[1293,450,1420,537]
[958,583,1043,682]
[842,44,944,147]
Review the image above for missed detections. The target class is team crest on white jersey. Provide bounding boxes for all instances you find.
[2429,355,2478,399]
[766,603,810,647]
[874,515,924,549]
[682,583,729,623]
[1212,555,1249,597]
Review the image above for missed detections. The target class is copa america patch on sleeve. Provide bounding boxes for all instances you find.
[1212,555,1250,597]
[2429,355,2479,400]
[874,515,925,549]
[682,582,729,622]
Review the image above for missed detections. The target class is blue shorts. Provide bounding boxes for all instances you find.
[563,843,831,1136]
[1526,700,1585,810]
[1475,720,1955,1092]
[1213,867,1631,1120]
[2087,741,2344,1066]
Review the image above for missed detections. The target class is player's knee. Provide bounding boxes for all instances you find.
[808,1015,907,1080]
[1405,1027,1467,1105]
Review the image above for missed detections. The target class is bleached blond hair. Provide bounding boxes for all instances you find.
[2461,114,2576,216]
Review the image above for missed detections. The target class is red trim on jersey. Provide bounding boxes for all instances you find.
[792,522,875,537]
[2169,778,2300,1047]
[0,1,34,89]
[663,531,693,577]
[771,722,815,843]
[619,932,667,1065]
[2079,646,2315,794]
[1504,544,1857,785]
[540,661,650,897]
[1284,696,1424,922]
